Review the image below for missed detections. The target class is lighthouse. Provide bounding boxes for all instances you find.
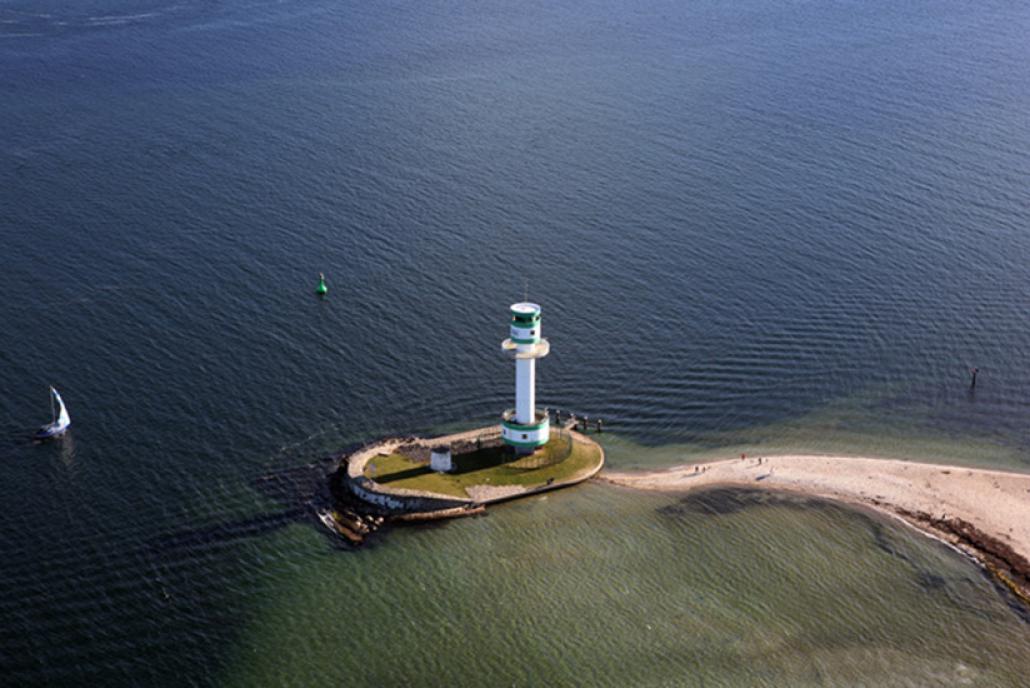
[501,302,550,452]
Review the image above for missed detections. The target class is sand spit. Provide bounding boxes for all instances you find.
[602,455,1030,603]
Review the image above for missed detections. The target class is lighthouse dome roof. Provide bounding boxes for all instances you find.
[510,302,541,315]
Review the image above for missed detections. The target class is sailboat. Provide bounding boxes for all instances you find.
[35,386,71,440]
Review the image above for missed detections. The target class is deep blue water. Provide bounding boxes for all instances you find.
[3,0,1030,684]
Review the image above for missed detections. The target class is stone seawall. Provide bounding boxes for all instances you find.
[349,477,471,512]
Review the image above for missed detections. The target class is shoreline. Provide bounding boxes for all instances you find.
[601,454,1030,604]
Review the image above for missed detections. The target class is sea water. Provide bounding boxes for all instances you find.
[2,0,1030,684]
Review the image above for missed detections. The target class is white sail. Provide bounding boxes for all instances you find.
[52,387,70,430]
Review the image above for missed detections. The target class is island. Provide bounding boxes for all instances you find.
[323,302,1030,613]
[325,302,604,543]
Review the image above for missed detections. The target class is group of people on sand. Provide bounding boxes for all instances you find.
[690,454,771,475]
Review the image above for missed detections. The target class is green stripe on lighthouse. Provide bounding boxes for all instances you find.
[502,417,550,432]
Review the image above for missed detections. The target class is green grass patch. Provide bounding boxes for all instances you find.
[363,435,602,499]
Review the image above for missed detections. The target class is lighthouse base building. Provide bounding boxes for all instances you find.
[501,302,550,453]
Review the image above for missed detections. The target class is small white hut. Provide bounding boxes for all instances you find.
[430,445,453,473]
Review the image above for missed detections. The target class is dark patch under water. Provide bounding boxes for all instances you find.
[152,507,308,556]
[656,486,1030,624]
[659,487,839,518]
[868,518,913,564]
[915,570,947,591]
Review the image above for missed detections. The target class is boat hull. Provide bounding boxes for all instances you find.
[35,423,69,440]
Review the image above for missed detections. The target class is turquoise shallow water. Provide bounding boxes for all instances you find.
[218,485,1030,687]
[3,0,1030,684]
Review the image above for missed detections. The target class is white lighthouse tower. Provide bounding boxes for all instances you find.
[501,302,550,452]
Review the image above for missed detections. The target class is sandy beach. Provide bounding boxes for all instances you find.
[603,455,1030,601]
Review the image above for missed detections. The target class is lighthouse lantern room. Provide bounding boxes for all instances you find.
[501,302,550,452]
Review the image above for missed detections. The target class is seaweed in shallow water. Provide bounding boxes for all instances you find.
[658,487,837,518]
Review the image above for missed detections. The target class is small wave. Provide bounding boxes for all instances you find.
[84,12,161,27]
[86,12,162,24]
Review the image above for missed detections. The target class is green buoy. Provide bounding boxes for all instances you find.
[316,272,328,296]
